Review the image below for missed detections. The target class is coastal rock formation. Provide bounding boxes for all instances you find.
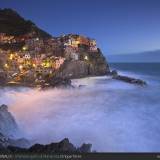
[0,104,19,137]
[57,49,109,79]
[113,75,147,85]
[29,138,91,153]
[77,143,92,152]
[0,104,30,149]
[0,104,31,149]
[28,138,77,153]
[0,132,30,149]
[57,61,90,78]
[110,70,147,86]
[0,104,91,153]
[8,138,31,148]
[0,71,7,85]
[0,132,9,148]
[47,77,72,88]
[4,138,92,153]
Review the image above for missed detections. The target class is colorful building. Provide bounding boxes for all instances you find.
[89,39,97,52]
[54,57,65,69]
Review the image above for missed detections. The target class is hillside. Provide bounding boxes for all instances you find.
[0,8,51,38]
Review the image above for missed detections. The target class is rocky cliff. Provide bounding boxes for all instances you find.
[0,104,91,152]
[56,48,110,79]
[1,138,91,153]
[0,104,30,148]
[0,104,19,138]
[0,132,30,149]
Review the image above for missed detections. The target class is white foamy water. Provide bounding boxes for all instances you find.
[0,74,160,152]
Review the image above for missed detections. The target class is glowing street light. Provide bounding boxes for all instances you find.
[19,65,23,70]
[33,63,36,68]
[84,55,88,60]
[4,63,9,68]
[22,46,27,51]
[9,54,14,60]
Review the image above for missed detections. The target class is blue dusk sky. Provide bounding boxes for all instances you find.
[1,0,160,55]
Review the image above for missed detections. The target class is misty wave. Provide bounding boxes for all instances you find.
[0,74,160,152]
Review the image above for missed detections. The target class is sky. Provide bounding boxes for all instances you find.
[1,0,160,55]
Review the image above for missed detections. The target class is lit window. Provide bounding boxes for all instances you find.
[19,65,23,70]
[9,54,14,60]
[84,56,88,60]
[4,63,8,68]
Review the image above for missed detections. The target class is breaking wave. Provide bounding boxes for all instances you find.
[0,72,160,152]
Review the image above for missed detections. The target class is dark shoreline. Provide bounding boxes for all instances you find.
[0,104,92,153]
[0,73,147,89]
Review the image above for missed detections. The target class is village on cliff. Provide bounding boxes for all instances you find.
[0,31,98,85]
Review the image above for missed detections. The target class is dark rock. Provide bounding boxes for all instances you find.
[29,138,76,153]
[58,138,76,152]
[57,51,110,79]
[78,85,86,88]
[0,132,9,148]
[55,48,110,79]
[77,143,92,153]
[57,61,90,79]
[109,70,118,76]
[8,138,31,148]
[1,138,92,153]
[0,105,31,149]
[47,77,73,88]
[113,75,147,86]
[0,132,30,149]
[88,49,110,76]
[0,104,19,137]
[27,138,91,153]
[0,144,8,152]
[0,71,7,85]
[7,145,27,153]
[108,70,147,86]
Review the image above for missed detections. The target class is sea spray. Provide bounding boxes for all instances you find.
[0,74,160,152]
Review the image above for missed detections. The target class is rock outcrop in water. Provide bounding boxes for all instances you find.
[27,138,91,153]
[0,132,30,149]
[0,104,19,137]
[0,137,92,153]
[110,70,147,86]
[0,104,30,148]
[0,104,92,153]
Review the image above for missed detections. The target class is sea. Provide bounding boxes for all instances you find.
[0,63,160,152]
